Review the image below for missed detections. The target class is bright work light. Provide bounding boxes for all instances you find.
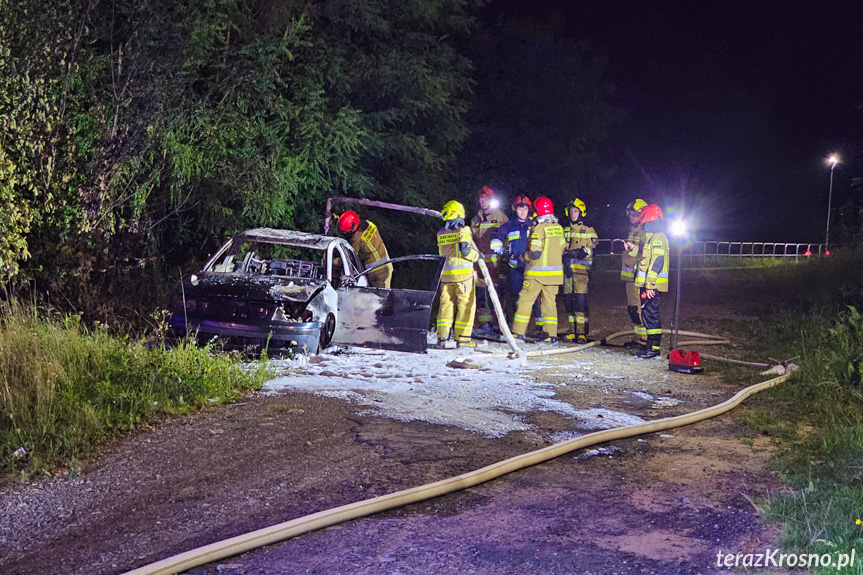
[489,198,500,210]
[670,219,687,237]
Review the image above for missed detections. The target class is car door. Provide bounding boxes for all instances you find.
[330,254,445,353]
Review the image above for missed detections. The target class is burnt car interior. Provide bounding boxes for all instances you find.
[208,241,331,280]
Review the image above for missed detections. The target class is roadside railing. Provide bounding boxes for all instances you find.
[593,240,825,268]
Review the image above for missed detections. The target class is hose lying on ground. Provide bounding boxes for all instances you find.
[470,328,727,361]
[122,368,790,575]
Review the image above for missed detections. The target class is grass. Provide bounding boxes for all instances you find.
[718,251,863,572]
[0,301,272,479]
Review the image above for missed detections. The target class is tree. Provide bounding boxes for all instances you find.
[0,0,481,315]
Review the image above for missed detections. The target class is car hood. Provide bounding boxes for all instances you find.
[187,274,326,304]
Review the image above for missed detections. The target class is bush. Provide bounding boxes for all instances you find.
[0,301,271,477]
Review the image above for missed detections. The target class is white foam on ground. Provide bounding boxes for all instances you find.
[263,345,646,437]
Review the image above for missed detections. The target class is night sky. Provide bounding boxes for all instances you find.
[488,1,862,241]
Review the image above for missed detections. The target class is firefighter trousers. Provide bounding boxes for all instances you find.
[564,274,589,336]
[475,285,498,328]
[513,280,559,337]
[505,267,542,328]
[640,287,662,351]
[437,278,476,342]
[625,281,647,343]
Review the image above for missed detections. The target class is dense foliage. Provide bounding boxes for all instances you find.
[0,0,480,315]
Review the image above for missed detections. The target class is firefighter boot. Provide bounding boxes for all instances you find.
[635,335,662,360]
[564,315,576,341]
[624,306,647,349]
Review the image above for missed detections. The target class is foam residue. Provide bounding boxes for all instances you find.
[262,345,646,437]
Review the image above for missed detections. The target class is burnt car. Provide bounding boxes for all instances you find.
[169,228,444,354]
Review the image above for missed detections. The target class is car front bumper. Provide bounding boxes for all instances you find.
[169,315,323,353]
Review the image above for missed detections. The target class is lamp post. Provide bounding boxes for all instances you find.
[669,219,687,350]
[825,155,839,254]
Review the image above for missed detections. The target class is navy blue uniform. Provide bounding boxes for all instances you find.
[491,218,541,326]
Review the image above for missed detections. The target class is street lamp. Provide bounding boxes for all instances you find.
[669,219,688,350]
[825,155,839,254]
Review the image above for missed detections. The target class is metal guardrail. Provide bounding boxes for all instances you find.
[593,240,825,268]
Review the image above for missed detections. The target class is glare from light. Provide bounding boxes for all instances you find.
[489,198,500,210]
[827,155,840,167]
[670,219,687,237]
[825,250,831,256]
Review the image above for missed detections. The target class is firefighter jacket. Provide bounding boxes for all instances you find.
[349,220,392,281]
[470,209,508,269]
[621,224,646,282]
[563,221,598,276]
[490,217,533,271]
[438,224,480,283]
[635,225,669,292]
[523,215,565,285]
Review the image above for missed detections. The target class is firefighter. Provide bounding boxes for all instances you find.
[512,196,565,344]
[490,195,542,328]
[336,210,393,288]
[470,186,509,335]
[436,200,481,349]
[562,199,598,343]
[621,199,649,349]
[634,204,669,359]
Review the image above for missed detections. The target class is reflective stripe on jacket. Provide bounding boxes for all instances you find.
[634,232,669,292]
[438,225,479,283]
[491,217,533,269]
[470,209,508,265]
[524,219,565,285]
[350,220,392,279]
[621,224,646,282]
[564,222,598,275]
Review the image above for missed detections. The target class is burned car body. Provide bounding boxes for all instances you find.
[169,228,444,354]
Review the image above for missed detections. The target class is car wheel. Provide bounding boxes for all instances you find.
[318,313,336,353]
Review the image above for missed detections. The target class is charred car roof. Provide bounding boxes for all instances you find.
[235,228,349,250]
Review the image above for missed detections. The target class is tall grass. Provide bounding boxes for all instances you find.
[724,255,863,574]
[0,301,271,477]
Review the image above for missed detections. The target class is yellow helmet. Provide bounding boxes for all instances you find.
[441,200,466,221]
[567,198,587,218]
[626,198,648,214]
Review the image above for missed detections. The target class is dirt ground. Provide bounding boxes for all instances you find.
[0,268,798,575]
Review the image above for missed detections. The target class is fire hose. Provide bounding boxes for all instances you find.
[122,365,789,575]
[119,201,788,574]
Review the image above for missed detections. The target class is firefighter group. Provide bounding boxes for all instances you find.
[335,187,669,360]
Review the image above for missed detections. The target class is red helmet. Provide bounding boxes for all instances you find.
[478,186,495,198]
[534,196,554,217]
[639,204,663,224]
[337,210,360,234]
[512,194,532,209]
